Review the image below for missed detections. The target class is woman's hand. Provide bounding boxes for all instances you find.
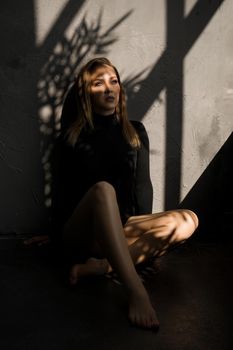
[23,235,50,247]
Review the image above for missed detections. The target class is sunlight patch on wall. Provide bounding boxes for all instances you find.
[34,0,69,46]
[181,0,233,201]
[184,0,198,17]
[145,89,166,212]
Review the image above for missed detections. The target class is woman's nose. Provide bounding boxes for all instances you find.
[104,82,112,93]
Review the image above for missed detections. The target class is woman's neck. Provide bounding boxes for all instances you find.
[92,111,118,126]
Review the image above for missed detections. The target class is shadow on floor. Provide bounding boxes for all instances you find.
[0,236,232,350]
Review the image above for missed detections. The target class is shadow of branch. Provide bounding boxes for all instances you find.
[38,9,134,209]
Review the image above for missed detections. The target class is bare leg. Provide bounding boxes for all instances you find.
[124,209,198,265]
[68,208,198,288]
[63,181,159,329]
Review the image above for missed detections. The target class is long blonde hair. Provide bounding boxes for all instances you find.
[66,57,140,148]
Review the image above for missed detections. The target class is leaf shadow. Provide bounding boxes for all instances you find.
[38,9,134,210]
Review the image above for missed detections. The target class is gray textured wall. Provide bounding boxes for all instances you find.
[0,0,232,235]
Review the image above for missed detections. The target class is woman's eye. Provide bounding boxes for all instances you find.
[111,79,118,84]
[94,81,102,86]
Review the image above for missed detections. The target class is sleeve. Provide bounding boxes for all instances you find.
[50,136,74,239]
[131,121,153,215]
[60,84,78,132]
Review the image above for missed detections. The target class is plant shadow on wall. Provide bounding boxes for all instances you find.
[38,0,227,237]
[37,10,143,213]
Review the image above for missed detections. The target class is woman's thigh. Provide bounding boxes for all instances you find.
[62,188,98,258]
[62,181,118,259]
[123,209,198,246]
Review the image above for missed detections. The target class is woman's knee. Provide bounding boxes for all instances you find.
[185,210,199,229]
[155,210,198,244]
[90,181,116,202]
[173,209,199,242]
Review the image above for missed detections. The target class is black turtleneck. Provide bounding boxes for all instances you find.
[92,111,119,126]
[51,86,153,239]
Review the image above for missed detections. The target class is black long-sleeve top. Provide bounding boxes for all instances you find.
[51,87,153,240]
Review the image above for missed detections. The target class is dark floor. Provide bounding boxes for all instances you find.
[0,235,233,350]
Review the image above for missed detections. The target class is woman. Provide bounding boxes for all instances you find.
[30,57,198,330]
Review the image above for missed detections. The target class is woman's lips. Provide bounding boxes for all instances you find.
[105,96,114,102]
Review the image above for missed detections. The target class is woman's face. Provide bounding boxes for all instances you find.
[89,65,120,115]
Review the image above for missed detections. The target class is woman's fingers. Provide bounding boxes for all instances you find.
[23,235,50,246]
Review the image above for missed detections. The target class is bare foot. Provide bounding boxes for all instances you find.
[128,290,160,330]
[69,258,109,285]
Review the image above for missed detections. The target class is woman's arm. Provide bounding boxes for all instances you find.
[50,136,75,239]
[131,121,153,215]
[60,84,77,132]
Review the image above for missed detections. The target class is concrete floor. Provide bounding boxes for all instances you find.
[0,236,232,350]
